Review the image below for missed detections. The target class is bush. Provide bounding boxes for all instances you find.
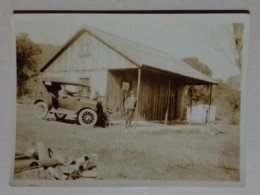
[229,112,240,125]
[16,33,41,97]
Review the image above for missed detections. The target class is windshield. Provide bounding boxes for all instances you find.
[63,85,91,98]
[78,86,91,98]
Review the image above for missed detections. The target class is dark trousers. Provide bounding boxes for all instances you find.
[52,97,58,109]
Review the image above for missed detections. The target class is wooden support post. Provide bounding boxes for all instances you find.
[208,85,213,124]
[135,68,141,127]
[164,75,171,125]
[189,85,193,125]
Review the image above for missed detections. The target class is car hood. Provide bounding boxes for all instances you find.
[78,97,97,106]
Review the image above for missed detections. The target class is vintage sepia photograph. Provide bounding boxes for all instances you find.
[11,12,249,186]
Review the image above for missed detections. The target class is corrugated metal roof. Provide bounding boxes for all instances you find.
[85,26,217,84]
[41,26,217,84]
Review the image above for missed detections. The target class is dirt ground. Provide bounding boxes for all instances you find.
[14,103,240,181]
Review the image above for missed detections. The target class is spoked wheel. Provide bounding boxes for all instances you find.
[54,113,67,121]
[34,101,48,119]
[78,109,98,127]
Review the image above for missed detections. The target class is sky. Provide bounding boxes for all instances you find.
[14,14,245,80]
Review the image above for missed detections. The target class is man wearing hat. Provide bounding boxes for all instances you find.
[124,91,137,127]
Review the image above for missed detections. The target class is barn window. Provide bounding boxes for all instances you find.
[80,78,90,85]
[79,35,92,56]
[79,43,92,56]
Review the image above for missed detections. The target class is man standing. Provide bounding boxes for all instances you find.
[124,91,137,127]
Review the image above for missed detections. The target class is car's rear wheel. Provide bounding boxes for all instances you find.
[78,109,98,127]
[54,113,67,121]
[34,101,48,119]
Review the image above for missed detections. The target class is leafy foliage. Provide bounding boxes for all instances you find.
[233,23,244,72]
[213,76,241,124]
[186,85,211,105]
[182,58,212,106]
[183,58,212,77]
[16,33,41,97]
[226,76,241,112]
[182,57,241,125]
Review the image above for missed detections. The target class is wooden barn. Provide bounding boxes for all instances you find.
[39,26,217,121]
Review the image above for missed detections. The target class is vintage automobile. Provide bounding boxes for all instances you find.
[33,76,109,127]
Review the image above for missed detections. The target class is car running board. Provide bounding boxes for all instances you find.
[49,108,77,118]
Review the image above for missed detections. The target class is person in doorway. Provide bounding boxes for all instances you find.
[120,88,128,116]
[124,91,137,127]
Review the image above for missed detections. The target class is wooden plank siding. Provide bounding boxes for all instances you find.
[139,69,179,121]
[45,32,137,72]
[106,69,185,121]
[43,31,137,98]
[106,69,139,115]
[42,30,186,121]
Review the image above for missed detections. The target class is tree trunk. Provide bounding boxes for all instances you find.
[233,23,244,72]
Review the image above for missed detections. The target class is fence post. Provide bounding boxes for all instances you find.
[189,85,193,125]
[135,68,141,127]
[208,84,213,124]
[165,75,171,125]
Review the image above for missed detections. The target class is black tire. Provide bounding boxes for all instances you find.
[34,101,48,119]
[78,109,98,127]
[54,113,67,121]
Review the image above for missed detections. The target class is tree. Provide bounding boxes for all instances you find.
[226,75,241,112]
[16,33,41,97]
[233,23,244,72]
[182,57,212,77]
[205,23,244,73]
[182,57,213,105]
[210,76,241,125]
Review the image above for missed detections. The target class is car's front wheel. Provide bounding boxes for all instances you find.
[78,109,98,127]
[34,101,48,119]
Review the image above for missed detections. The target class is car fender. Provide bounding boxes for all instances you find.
[76,106,97,116]
[33,99,52,110]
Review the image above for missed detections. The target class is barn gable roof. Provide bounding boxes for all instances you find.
[40,26,217,84]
